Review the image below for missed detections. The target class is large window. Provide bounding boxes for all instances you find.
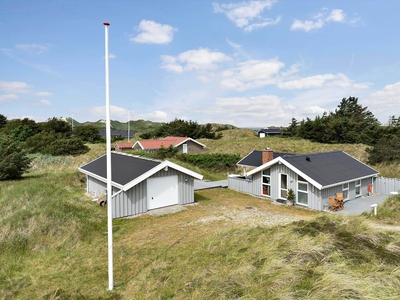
[262,169,271,196]
[297,175,308,205]
[355,180,361,197]
[280,174,288,199]
[343,183,349,200]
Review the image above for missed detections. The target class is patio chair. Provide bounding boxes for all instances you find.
[329,196,340,212]
[335,192,345,210]
[335,192,344,201]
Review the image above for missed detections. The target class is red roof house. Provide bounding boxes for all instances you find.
[133,136,206,154]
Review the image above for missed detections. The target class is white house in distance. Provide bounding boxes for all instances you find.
[229,148,380,211]
[79,152,203,218]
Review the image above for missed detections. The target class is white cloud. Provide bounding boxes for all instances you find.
[367,81,400,107]
[280,63,301,77]
[213,0,279,32]
[109,53,117,59]
[35,91,54,97]
[131,20,177,44]
[0,93,19,103]
[243,16,281,32]
[161,48,231,73]
[34,99,52,106]
[90,105,169,122]
[278,73,370,90]
[198,94,290,126]
[220,58,284,90]
[326,9,346,22]
[91,105,129,119]
[290,8,358,32]
[0,81,32,94]
[0,81,53,104]
[137,110,169,122]
[14,43,48,54]
[290,19,325,32]
[226,38,241,49]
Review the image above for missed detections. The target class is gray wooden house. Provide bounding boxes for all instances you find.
[229,149,379,211]
[79,152,203,218]
[257,128,282,138]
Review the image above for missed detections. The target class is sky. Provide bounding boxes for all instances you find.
[1,0,400,128]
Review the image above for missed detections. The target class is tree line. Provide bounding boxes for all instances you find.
[281,97,400,164]
[0,116,103,180]
[139,118,223,140]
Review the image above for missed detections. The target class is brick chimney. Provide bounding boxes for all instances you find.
[262,148,274,164]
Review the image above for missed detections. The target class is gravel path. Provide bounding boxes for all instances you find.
[185,205,300,228]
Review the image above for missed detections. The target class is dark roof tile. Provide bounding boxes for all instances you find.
[80,152,160,186]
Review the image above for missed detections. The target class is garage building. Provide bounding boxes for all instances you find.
[79,152,203,218]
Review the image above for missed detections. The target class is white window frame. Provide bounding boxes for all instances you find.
[297,176,308,206]
[355,179,361,197]
[280,173,288,199]
[183,143,188,154]
[261,169,271,197]
[343,182,349,200]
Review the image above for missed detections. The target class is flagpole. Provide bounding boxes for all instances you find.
[127,110,130,142]
[103,21,113,291]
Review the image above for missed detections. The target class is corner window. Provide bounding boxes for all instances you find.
[343,183,349,200]
[262,168,271,196]
[355,180,361,197]
[297,175,308,205]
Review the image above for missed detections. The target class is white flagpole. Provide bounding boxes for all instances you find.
[127,110,130,142]
[103,21,113,291]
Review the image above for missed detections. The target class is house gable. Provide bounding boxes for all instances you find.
[247,151,379,190]
[79,152,203,191]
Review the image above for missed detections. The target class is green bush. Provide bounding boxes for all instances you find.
[42,138,90,156]
[0,138,32,180]
[177,153,240,171]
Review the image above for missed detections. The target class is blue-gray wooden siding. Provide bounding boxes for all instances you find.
[374,177,400,195]
[229,163,378,211]
[86,168,195,218]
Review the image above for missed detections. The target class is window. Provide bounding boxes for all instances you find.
[183,143,188,154]
[262,169,271,196]
[280,174,288,199]
[297,175,308,205]
[355,180,361,197]
[343,183,349,200]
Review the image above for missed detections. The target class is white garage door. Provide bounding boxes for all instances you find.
[147,175,179,210]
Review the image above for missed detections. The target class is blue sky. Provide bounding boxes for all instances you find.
[1,0,399,128]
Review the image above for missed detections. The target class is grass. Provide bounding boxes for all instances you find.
[363,194,400,226]
[1,133,400,299]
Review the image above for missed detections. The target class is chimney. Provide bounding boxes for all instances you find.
[262,148,274,164]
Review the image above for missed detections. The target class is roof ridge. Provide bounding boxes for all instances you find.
[111,151,162,163]
[290,150,343,157]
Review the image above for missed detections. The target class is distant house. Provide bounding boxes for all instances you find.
[79,152,203,218]
[99,129,134,139]
[257,128,281,138]
[229,149,379,211]
[133,136,206,154]
[114,142,134,152]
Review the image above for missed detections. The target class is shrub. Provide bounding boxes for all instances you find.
[42,138,90,156]
[0,138,32,180]
[177,153,240,171]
